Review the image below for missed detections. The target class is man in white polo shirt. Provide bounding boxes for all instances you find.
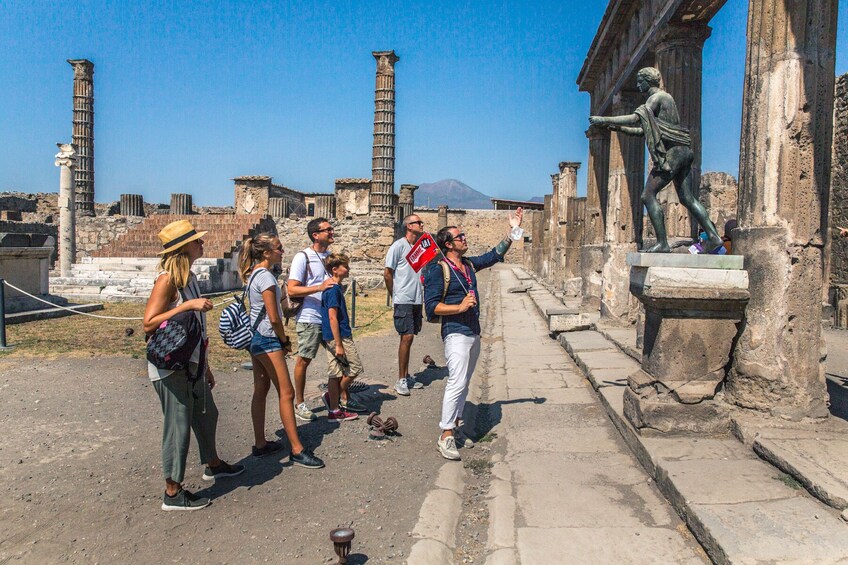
[384,213,426,396]
[287,217,336,421]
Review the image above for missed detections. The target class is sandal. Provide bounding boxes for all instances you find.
[252,440,284,457]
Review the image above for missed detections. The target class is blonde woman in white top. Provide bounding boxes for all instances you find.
[143,220,244,511]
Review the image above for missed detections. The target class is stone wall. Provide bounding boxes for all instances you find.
[75,215,146,259]
[699,172,738,236]
[413,209,529,263]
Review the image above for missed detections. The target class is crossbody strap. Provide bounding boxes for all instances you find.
[246,268,268,330]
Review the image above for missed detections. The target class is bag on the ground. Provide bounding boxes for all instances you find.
[218,269,266,350]
[146,295,203,371]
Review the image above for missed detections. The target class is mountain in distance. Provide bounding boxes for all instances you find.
[415,179,493,210]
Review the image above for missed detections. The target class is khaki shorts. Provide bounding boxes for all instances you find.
[295,322,323,360]
[324,337,363,379]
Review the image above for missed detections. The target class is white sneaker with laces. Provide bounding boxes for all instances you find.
[295,402,316,422]
[394,378,410,396]
[437,435,461,460]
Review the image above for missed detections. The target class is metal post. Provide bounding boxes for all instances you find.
[351,279,357,328]
[0,279,8,349]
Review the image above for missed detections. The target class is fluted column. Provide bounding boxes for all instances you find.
[600,92,644,323]
[728,0,838,419]
[370,50,399,216]
[399,184,418,219]
[120,194,144,217]
[581,127,610,308]
[315,194,336,219]
[654,24,709,239]
[170,193,193,215]
[55,143,77,276]
[68,60,94,216]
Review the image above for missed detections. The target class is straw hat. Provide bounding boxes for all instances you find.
[158,220,207,254]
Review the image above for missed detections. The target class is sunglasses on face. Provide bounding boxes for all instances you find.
[314,227,335,234]
[450,233,467,242]
[407,220,424,226]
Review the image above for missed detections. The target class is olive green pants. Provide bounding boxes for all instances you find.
[152,367,219,483]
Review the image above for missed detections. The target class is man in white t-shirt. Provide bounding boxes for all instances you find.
[384,214,426,397]
[287,217,337,421]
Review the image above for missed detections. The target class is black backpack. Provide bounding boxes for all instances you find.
[146,287,206,380]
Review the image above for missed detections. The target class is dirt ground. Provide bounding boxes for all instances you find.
[0,307,464,563]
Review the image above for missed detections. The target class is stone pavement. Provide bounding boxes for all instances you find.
[480,267,707,563]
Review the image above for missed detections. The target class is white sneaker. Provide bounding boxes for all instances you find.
[295,402,316,422]
[437,435,461,460]
[406,375,424,390]
[394,378,410,396]
[454,427,475,449]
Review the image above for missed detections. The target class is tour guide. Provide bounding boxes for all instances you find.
[424,208,523,461]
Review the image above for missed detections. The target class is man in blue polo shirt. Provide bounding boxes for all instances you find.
[423,208,523,460]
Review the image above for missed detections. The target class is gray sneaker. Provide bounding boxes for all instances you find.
[406,375,424,390]
[437,435,461,460]
[394,378,410,396]
[161,489,210,511]
[295,402,316,422]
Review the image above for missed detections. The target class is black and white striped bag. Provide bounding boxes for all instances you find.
[218,270,266,350]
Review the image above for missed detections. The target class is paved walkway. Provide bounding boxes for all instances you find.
[482,266,706,564]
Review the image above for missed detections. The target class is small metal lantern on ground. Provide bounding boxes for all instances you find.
[329,527,355,564]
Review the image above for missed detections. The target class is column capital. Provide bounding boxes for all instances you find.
[559,161,582,172]
[655,24,712,53]
[67,59,94,80]
[373,50,399,74]
[55,143,77,168]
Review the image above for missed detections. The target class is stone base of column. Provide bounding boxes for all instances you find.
[728,226,830,420]
[600,242,638,324]
[580,244,604,309]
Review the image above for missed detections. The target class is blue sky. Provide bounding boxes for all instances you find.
[1,1,845,206]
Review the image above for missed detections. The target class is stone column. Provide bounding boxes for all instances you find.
[55,143,77,276]
[437,205,448,230]
[600,92,644,323]
[120,194,144,217]
[728,0,838,419]
[581,127,610,308]
[68,60,94,216]
[170,193,193,215]
[315,194,336,219]
[399,184,418,219]
[370,50,399,216]
[653,25,710,239]
[268,197,287,218]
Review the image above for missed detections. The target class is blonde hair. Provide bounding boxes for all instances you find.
[238,232,279,282]
[159,249,192,289]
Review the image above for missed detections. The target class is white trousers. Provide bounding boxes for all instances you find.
[440,334,482,430]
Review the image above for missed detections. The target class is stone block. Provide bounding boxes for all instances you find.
[627,252,744,270]
[0,233,31,247]
[0,210,23,221]
[549,311,594,333]
[623,387,731,435]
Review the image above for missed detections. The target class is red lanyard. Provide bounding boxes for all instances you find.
[445,258,473,288]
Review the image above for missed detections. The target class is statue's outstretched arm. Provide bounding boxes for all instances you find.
[589,113,640,128]
[614,125,644,136]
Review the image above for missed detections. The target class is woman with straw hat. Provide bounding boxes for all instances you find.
[143,219,244,511]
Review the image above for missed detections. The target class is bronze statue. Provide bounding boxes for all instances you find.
[589,67,722,253]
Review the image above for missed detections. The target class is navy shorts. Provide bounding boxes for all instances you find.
[394,304,423,336]
[250,333,284,356]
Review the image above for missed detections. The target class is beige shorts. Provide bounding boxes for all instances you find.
[324,337,363,379]
[295,322,323,360]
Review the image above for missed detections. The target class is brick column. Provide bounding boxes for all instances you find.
[581,127,610,308]
[370,51,399,216]
[728,0,838,419]
[68,59,95,216]
[600,92,644,323]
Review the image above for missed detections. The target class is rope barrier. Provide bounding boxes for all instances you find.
[0,280,235,321]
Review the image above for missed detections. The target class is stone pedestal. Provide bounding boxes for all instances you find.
[622,252,749,434]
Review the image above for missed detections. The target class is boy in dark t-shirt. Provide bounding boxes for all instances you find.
[320,253,366,421]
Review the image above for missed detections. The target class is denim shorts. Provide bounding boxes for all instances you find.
[250,333,284,356]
